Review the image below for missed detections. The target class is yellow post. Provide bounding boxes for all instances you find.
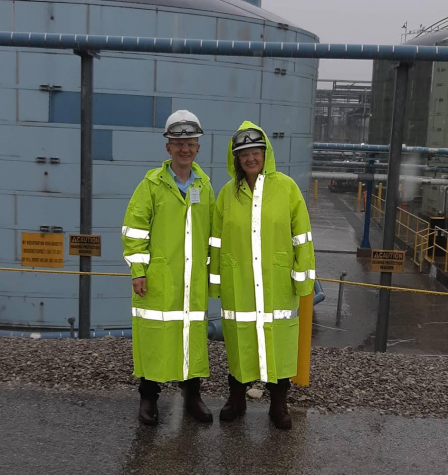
[357,182,362,203]
[445,237,448,272]
[378,183,383,221]
[406,213,410,243]
[291,293,314,387]
[314,180,318,201]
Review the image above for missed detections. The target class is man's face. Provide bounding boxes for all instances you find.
[166,138,200,168]
[238,147,265,176]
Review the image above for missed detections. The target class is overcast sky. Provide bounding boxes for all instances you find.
[262,0,447,82]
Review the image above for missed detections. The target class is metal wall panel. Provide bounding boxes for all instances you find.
[93,130,113,161]
[113,131,167,162]
[17,195,79,231]
[157,61,262,100]
[15,1,88,34]
[0,52,16,88]
[0,125,80,164]
[261,104,311,136]
[262,72,312,105]
[89,5,157,37]
[0,1,14,30]
[268,137,290,164]
[50,92,154,127]
[18,90,48,123]
[0,230,15,262]
[96,56,156,94]
[173,97,260,131]
[18,52,79,91]
[0,193,14,226]
[216,18,263,67]
[0,89,15,122]
[154,96,173,128]
[0,161,79,194]
[211,134,231,165]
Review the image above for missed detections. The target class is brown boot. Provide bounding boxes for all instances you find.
[267,381,292,430]
[220,375,247,422]
[180,378,213,423]
[139,397,159,426]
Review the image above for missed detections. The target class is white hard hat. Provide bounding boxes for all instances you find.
[164,110,203,138]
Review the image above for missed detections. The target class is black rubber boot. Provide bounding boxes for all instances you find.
[138,378,161,426]
[180,378,213,423]
[267,379,292,430]
[139,397,159,426]
[219,374,248,422]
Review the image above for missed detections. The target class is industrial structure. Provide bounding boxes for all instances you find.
[314,80,371,144]
[367,22,448,224]
[0,0,319,331]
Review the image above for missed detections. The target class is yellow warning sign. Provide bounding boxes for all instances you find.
[21,233,65,268]
[69,234,101,257]
[370,249,406,273]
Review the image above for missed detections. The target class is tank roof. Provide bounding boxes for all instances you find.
[405,29,448,46]
[104,0,294,25]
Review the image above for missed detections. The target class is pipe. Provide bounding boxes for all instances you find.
[1,32,448,61]
[313,279,326,305]
[0,329,133,339]
[312,171,448,185]
[314,142,448,155]
[312,160,448,172]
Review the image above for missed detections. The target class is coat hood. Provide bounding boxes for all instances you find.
[227,121,276,178]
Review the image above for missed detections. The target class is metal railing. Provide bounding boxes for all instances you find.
[371,192,431,253]
[415,227,448,273]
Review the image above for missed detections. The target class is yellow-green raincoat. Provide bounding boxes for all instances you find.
[209,122,315,384]
[122,160,215,382]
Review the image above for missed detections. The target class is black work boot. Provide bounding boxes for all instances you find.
[220,374,247,422]
[138,378,161,426]
[267,379,292,430]
[139,397,159,426]
[180,378,213,423]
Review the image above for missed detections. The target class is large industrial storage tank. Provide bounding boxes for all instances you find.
[0,0,319,331]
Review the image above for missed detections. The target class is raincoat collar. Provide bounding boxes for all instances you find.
[227,121,276,179]
[146,160,210,186]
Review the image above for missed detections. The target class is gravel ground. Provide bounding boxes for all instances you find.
[1,337,447,418]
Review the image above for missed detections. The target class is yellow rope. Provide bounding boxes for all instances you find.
[317,277,448,297]
[1,267,448,296]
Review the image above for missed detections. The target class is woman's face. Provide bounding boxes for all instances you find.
[238,147,265,177]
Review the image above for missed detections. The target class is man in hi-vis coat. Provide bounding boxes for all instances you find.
[122,110,215,426]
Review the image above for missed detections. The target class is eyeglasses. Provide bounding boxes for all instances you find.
[232,129,265,148]
[169,142,200,149]
[164,121,204,137]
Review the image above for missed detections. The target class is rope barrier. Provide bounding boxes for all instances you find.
[1,267,448,296]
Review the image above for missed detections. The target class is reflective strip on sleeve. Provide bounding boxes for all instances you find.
[132,308,205,322]
[206,257,211,266]
[210,273,221,284]
[292,232,312,246]
[124,253,151,267]
[122,226,150,240]
[291,269,316,282]
[209,237,222,248]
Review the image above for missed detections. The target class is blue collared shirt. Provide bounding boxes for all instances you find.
[168,164,199,194]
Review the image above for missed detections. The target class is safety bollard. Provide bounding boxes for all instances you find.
[336,271,347,321]
[68,317,76,339]
[291,292,314,387]
[314,180,318,201]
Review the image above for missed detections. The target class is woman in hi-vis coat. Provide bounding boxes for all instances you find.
[209,121,315,430]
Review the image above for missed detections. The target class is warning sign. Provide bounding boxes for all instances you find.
[69,234,101,257]
[370,250,406,273]
[21,233,64,268]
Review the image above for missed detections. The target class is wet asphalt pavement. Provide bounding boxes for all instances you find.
[310,187,448,355]
[1,387,448,475]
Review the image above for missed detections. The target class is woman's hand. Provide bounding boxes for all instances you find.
[132,277,147,297]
